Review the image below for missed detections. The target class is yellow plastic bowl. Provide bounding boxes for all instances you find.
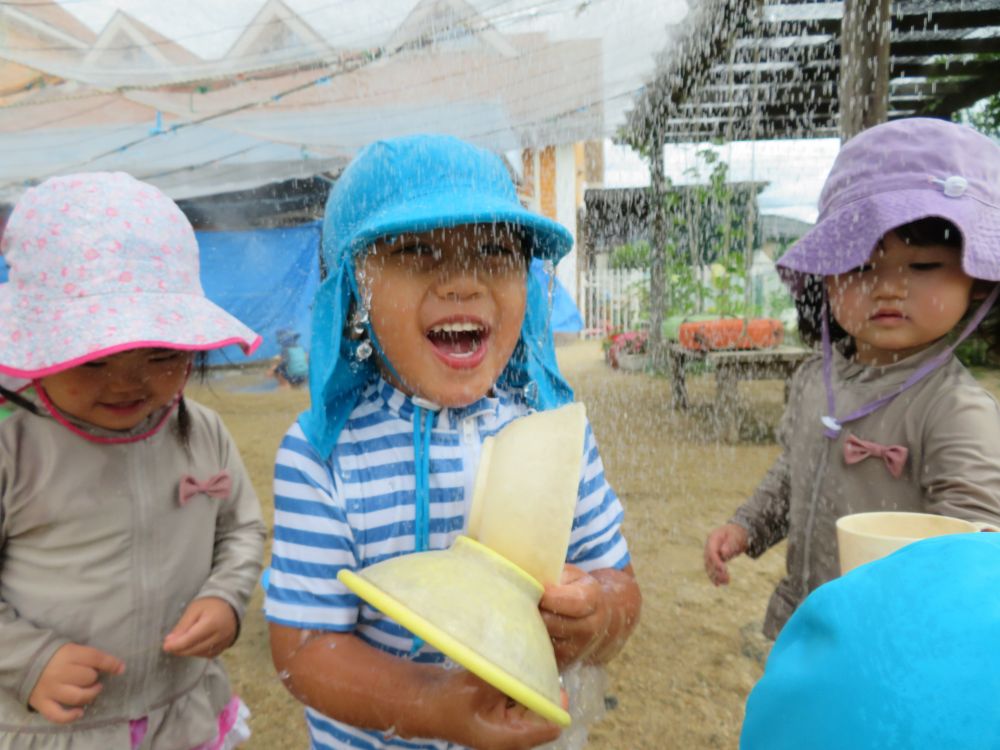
[338,536,571,727]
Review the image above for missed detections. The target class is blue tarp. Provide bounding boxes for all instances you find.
[0,228,581,366]
[0,222,322,366]
[197,223,321,365]
[531,259,583,333]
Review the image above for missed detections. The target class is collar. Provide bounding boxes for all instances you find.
[371,376,508,427]
[834,337,954,388]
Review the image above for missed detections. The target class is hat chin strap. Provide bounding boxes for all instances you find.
[820,284,1000,438]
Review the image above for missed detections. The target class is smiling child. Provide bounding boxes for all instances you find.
[264,134,641,750]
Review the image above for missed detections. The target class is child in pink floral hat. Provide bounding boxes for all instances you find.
[0,172,266,749]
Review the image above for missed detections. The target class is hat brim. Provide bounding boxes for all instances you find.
[0,290,261,378]
[345,191,573,262]
[777,188,1000,291]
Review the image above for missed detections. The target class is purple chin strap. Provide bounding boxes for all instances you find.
[820,284,1000,439]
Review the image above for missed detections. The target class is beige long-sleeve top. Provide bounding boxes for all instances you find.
[0,398,266,749]
[731,339,1000,639]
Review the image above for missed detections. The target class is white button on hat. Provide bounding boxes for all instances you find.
[942,175,968,197]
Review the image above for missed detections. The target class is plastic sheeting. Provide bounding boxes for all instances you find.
[198,222,321,364]
[0,0,688,203]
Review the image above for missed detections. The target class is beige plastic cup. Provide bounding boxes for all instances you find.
[836,511,1000,574]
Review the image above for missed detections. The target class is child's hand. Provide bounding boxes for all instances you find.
[162,596,237,658]
[539,564,624,667]
[704,523,749,586]
[29,643,125,724]
[429,669,563,750]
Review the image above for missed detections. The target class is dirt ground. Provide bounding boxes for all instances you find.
[188,340,797,749]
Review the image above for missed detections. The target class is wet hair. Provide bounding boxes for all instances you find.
[362,222,533,264]
[795,273,850,351]
[796,217,1000,360]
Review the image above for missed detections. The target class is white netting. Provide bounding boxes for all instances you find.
[0,0,690,202]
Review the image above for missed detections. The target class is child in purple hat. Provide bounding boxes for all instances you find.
[704,118,1000,639]
[0,172,266,748]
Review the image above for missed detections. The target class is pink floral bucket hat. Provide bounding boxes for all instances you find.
[0,172,261,378]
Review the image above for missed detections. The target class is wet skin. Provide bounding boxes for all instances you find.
[826,231,978,366]
[358,224,528,407]
[38,348,193,430]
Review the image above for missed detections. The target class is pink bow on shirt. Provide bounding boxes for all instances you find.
[178,471,232,506]
[843,434,909,479]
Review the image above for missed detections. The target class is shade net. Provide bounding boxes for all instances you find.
[0,0,689,204]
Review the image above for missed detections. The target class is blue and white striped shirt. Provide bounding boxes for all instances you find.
[264,378,630,750]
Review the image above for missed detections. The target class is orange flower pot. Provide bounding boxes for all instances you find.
[678,318,784,351]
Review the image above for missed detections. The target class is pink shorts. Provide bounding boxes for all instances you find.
[129,695,244,750]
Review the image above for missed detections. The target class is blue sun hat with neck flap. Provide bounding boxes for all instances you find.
[299,133,575,458]
[741,532,1000,749]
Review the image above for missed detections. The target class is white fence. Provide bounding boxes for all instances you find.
[579,268,649,336]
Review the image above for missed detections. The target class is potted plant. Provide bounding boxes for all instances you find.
[605,330,649,371]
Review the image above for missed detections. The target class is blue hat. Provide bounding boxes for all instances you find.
[300,134,575,457]
[741,533,1000,749]
[275,328,300,347]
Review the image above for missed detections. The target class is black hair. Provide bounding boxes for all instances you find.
[795,217,1000,360]
[794,273,850,351]
[175,351,210,449]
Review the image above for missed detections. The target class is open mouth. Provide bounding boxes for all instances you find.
[426,321,489,361]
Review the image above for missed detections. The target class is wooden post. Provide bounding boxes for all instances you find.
[647,131,668,374]
[839,0,891,140]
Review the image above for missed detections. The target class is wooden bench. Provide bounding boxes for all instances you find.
[665,342,813,411]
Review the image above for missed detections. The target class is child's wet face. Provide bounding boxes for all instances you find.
[358,224,528,406]
[39,348,192,430]
[826,231,976,366]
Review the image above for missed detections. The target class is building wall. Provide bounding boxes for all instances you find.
[554,143,577,303]
[519,140,606,306]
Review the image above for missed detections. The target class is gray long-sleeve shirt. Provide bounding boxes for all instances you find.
[0,398,265,749]
[731,339,1000,638]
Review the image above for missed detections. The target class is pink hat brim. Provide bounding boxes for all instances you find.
[0,290,261,378]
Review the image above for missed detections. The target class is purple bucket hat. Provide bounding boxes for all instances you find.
[0,172,261,378]
[778,118,1000,291]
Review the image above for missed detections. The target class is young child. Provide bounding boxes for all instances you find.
[703,117,1000,640]
[741,532,1000,748]
[264,134,641,750]
[0,172,267,748]
[270,328,308,388]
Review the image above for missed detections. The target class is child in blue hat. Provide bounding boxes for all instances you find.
[264,134,641,750]
[271,328,308,387]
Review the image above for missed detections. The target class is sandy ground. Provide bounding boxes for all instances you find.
[188,340,797,749]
